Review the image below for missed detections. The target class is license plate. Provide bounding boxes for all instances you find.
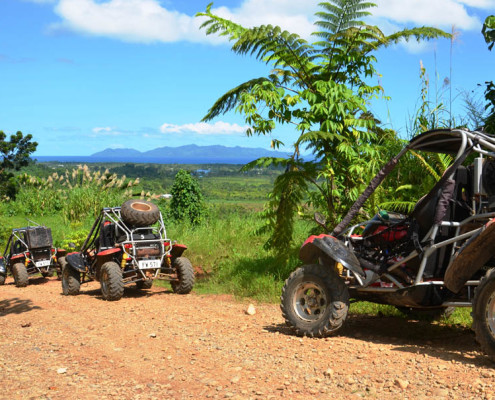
[138,260,161,269]
[35,260,51,268]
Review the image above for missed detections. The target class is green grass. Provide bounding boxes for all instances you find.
[349,301,473,327]
[163,204,305,302]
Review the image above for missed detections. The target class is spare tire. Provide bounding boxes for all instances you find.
[121,199,160,227]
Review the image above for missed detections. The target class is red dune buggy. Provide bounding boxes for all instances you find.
[60,199,194,301]
[0,224,65,287]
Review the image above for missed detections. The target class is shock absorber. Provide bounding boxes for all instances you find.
[121,252,128,268]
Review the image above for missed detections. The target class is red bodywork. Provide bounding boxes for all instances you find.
[171,244,187,258]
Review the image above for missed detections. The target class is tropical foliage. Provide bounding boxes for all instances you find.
[196,0,450,255]
[0,130,37,199]
[168,169,208,225]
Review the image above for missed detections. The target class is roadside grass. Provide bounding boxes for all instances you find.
[159,203,306,302]
[349,301,472,327]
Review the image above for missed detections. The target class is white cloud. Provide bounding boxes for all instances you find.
[160,121,248,135]
[49,0,316,43]
[92,126,112,133]
[91,126,122,135]
[52,0,208,43]
[43,0,491,50]
[458,0,495,9]
[372,0,483,30]
[22,0,57,3]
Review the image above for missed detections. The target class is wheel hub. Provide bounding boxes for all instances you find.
[293,281,327,322]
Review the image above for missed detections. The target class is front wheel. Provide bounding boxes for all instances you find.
[171,257,194,294]
[100,261,124,301]
[0,274,5,285]
[473,268,495,361]
[12,263,29,287]
[281,264,349,337]
[61,258,81,296]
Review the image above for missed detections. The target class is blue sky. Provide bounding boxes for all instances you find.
[0,0,494,156]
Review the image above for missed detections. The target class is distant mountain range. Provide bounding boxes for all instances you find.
[34,144,291,164]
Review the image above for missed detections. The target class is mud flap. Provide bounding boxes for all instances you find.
[299,234,365,279]
[444,220,495,293]
[66,253,87,273]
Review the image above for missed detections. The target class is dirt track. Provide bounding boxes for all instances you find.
[1,276,494,400]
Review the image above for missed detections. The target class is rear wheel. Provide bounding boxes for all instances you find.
[171,257,194,294]
[396,306,455,321]
[12,263,29,287]
[281,264,349,337]
[121,199,160,227]
[100,261,124,301]
[0,275,5,285]
[61,257,81,296]
[136,279,153,290]
[473,268,495,361]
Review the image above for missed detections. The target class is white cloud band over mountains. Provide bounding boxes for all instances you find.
[33,0,493,46]
[160,122,248,135]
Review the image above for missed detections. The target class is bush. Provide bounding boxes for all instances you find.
[168,169,207,225]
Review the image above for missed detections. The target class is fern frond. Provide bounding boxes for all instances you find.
[410,150,441,180]
[378,200,416,214]
[241,157,290,171]
[378,27,451,47]
[201,77,270,121]
[196,2,246,41]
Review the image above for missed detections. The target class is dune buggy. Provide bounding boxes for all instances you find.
[0,224,65,287]
[281,128,495,361]
[60,199,194,301]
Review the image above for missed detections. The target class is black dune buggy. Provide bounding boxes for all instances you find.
[281,128,495,361]
[0,224,65,287]
[60,199,195,301]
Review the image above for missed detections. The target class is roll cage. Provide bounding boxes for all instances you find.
[330,128,495,299]
[82,206,171,269]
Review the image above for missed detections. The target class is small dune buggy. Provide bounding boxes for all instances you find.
[0,224,65,287]
[281,128,495,361]
[60,199,194,301]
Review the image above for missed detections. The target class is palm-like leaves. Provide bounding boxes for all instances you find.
[196,1,450,254]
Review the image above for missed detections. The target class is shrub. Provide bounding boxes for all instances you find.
[168,169,207,225]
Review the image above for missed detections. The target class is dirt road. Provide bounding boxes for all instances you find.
[0,276,494,400]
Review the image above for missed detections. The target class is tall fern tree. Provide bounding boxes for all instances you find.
[196,1,450,255]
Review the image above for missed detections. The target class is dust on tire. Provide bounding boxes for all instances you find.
[61,257,81,296]
[121,199,160,227]
[472,268,495,362]
[100,261,124,301]
[280,264,349,337]
[12,262,29,287]
[171,257,195,294]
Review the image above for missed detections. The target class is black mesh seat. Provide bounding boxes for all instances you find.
[99,223,116,249]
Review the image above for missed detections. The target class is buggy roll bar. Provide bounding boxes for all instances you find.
[331,129,492,237]
[80,206,169,254]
